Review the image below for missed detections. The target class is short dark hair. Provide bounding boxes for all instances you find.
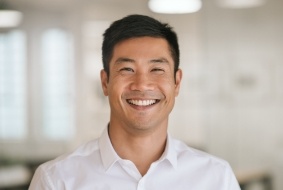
[102,14,180,77]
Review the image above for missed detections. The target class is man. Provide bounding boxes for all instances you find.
[29,14,241,190]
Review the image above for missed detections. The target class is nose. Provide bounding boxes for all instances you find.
[129,73,155,91]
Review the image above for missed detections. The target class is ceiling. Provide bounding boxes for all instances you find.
[8,0,145,11]
[5,0,282,18]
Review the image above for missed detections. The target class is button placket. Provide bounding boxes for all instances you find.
[119,160,142,181]
[137,178,145,190]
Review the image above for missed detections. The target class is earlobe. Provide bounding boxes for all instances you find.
[174,69,182,96]
[100,69,109,96]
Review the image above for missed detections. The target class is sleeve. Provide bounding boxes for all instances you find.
[28,166,54,190]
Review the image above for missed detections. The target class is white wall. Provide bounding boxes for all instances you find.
[197,0,283,189]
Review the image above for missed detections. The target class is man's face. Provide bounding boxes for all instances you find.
[101,37,182,133]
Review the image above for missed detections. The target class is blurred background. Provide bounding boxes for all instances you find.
[0,0,282,189]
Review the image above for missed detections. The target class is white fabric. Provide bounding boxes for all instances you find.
[29,128,241,190]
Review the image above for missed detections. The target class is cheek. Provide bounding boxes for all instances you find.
[108,80,126,98]
[158,82,177,100]
[157,75,176,89]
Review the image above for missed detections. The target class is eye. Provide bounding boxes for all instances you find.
[119,67,134,73]
[151,67,165,74]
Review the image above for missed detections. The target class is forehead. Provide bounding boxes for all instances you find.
[111,37,173,62]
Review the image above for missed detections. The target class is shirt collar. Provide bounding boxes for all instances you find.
[158,134,178,169]
[99,127,178,171]
[99,127,120,171]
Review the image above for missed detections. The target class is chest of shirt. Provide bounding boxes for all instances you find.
[55,160,228,190]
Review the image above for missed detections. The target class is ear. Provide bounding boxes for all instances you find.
[100,69,109,96]
[174,69,182,97]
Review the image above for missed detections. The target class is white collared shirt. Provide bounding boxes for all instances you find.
[29,128,241,190]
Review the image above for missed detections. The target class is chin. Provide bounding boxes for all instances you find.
[128,121,157,132]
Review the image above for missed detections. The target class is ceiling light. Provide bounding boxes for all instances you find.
[148,0,202,14]
[0,0,23,28]
[0,10,22,28]
[217,0,266,8]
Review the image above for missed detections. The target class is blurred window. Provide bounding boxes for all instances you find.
[0,28,74,141]
[41,29,74,140]
[0,30,27,140]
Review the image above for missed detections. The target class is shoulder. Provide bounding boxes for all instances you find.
[168,138,240,190]
[38,138,100,175]
[29,139,102,189]
[171,138,230,170]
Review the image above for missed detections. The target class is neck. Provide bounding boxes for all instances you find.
[108,123,167,176]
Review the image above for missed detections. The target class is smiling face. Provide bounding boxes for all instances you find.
[101,37,182,134]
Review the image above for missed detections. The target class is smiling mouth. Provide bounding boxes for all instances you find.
[127,99,160,106]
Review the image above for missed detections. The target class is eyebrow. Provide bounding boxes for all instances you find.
[149,57,170,64]
[114,57,135,64]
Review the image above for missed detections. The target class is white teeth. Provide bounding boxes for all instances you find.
[128,99,156,106]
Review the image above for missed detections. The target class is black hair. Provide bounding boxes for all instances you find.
[102,14,180,77]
